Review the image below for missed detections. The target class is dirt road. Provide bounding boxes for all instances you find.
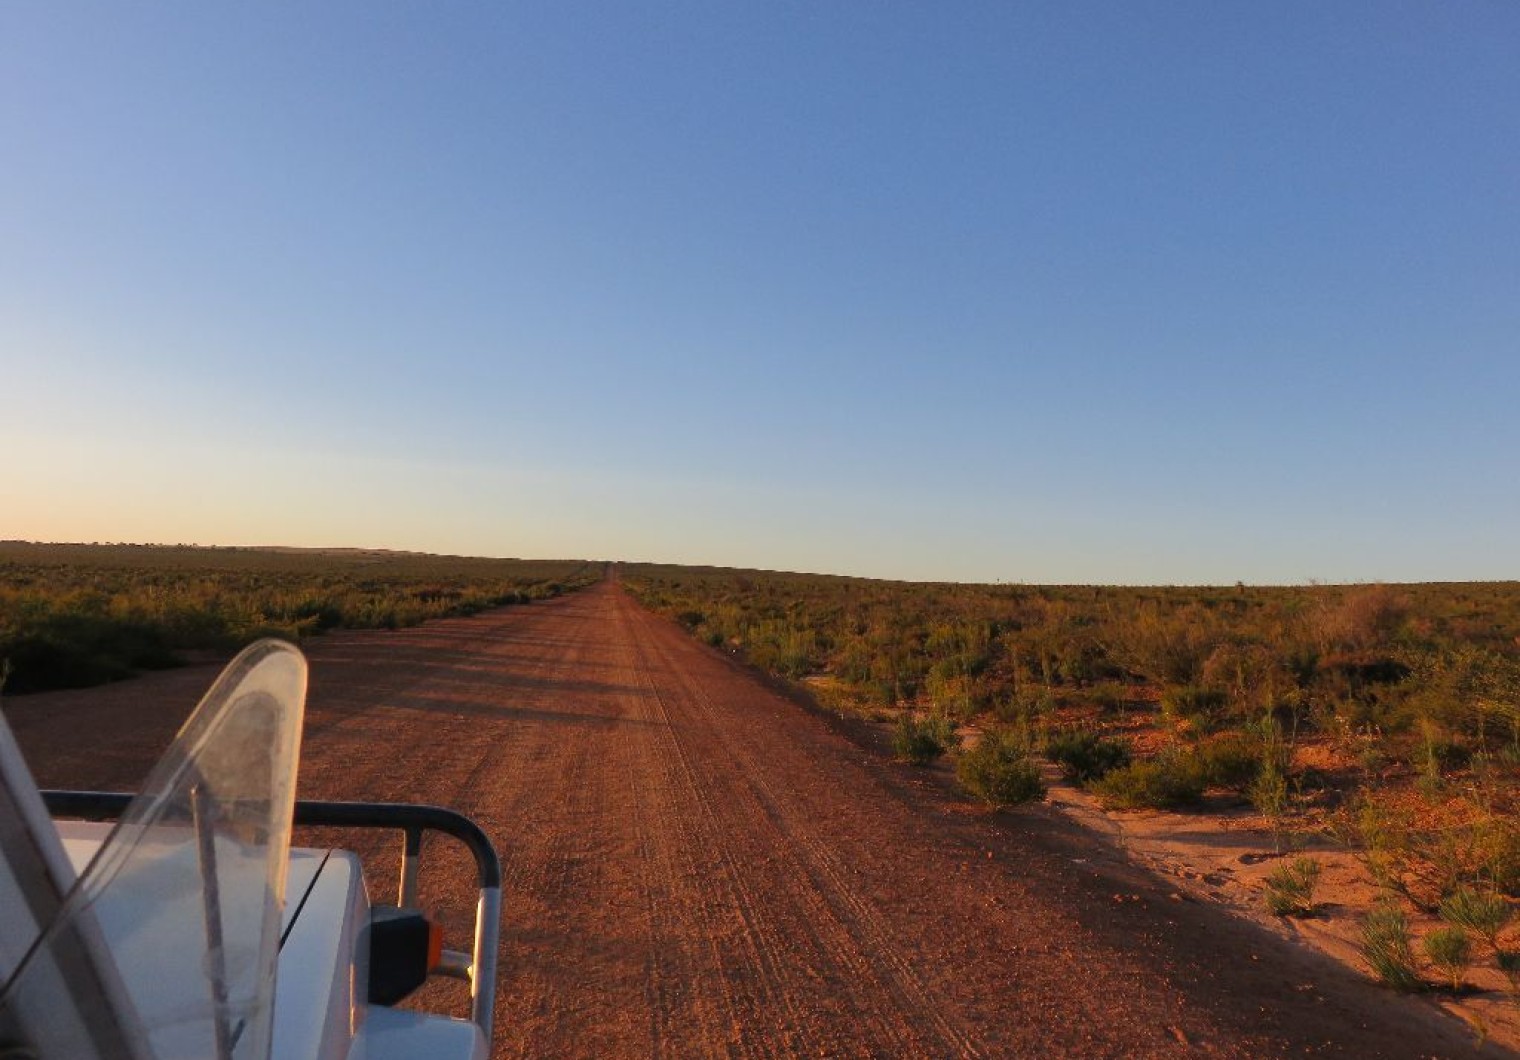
[5,580,1500,1057]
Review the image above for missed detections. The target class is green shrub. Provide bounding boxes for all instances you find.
[1044,730,1131,782]
[1250,755,1290,820]
[1089,681,1132,714]
[1091,751,1205,810]
[1160,685,1229,727]
[956,731,1046,808]
[1439,887,1513,952]
[1498,950,1520,997]
[0,615,182,693]
[994,688,1054,724]
[893,713,960,766]
[1361,903,1422,991]
[1358,792,1520,910]
[1194,734,1262,790]
[1422,925,1473,991]
[293,599,345,631]
[1264,857,1322,917]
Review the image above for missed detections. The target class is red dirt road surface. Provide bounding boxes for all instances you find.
[6,580,1504,1058]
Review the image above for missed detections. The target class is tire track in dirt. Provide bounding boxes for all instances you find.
[633,611,982,1059]
[620,605,932,1058]
[619,611,825,1059]
[596,596,735,1059]
[623,676,760,1056]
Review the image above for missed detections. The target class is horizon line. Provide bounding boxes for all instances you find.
[6,540,1516,592]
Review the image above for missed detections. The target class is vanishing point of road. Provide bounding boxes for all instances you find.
[8,578,1496,1058]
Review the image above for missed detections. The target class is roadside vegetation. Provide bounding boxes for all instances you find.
[623,563,1520,998]
[0,542,598,693]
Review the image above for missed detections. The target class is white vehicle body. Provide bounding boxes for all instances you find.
[0,641,499,1060]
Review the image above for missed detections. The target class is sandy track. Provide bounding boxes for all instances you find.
[5,580,1502,1058]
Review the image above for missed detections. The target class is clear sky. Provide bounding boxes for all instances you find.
[2,3,1516,584]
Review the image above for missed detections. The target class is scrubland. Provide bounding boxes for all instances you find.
[0,542,598,693]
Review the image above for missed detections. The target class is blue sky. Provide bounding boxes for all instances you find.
[3,3,1516,583]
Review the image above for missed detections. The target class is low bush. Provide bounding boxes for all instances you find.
[1091,751,1205,810]
[1264,857,1322,917]
[1498,950,1520,996]
[1422,925,1473,991]
[1361,903,1422,991]
[1160,685,1229,728]
[1358,792,1520,910]
[993,688,1054,725]
[1193,734,1262,790]
[1,615,182,693]
[893,713,960,766]
[1044,729,1130,782]
[1089,681,1133,714]
[1439,886,1513,952]
[956,730,1046,808]
[1250,754,1290,821]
